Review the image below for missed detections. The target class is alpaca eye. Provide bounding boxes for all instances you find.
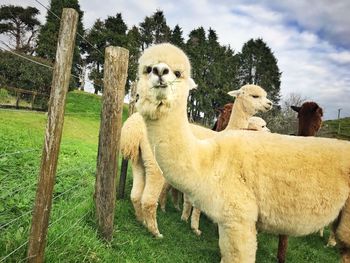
[144,66,152,74]
[252,95,259,98]
[174,71,181,78]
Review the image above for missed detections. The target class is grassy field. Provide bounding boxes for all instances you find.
[0,91,342,262]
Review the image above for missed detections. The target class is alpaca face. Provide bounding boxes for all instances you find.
[228,84,273,115]
[248,116,270,132]
[291,102,323,136]
[136,44,192,120]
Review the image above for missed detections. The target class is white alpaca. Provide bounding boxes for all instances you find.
[121,84,272,237]
[248,116,270,132]
[136,43,350,263]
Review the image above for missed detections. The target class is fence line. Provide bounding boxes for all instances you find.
[0,166,93,230]
[49,198,89,228]
[47,211,90,248]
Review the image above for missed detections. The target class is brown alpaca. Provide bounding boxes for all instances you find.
[277,101,323,263]
[214,103,233,131]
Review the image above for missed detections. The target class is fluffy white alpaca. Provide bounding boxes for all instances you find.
[247,116,270,132]
[121,84,272,237]
[136,43,350,263]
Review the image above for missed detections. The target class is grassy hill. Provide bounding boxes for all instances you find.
[0,91,342,262]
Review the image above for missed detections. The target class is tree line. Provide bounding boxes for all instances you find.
[0,0,281,126]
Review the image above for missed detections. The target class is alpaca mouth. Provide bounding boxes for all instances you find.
[154,84,168,89]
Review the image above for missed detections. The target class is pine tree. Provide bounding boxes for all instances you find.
[186,27,208,123]
[238,38,281,104]
[84,19,105,94]
[0,5,40,54]
[84,13,128,94]
[126,26,141,89]
[139,10,171,50]
[170,25,184,48]
[36,0,84,88]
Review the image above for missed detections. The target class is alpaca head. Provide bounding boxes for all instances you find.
[215,103,233,131]
[227,84,273,116]
[136,43,193,120]
[291,101,323,136]
[248,116,270,132]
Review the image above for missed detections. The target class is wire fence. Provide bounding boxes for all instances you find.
[0,161,95,262]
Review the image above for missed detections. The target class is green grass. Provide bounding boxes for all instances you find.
[0,91,342,262]
[320,117,350,140]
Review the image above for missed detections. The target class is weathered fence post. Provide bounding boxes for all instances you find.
[95,46,129,241]
[118,81,137,199]
[27,9,78,263]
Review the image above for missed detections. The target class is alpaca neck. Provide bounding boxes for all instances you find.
[145,104,201,193]
[225,99,250,130]
[298,128,317,137]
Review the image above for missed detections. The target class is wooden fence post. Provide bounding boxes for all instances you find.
[27,9,78,263]
[117,81,137,199]
[95,46,129,241]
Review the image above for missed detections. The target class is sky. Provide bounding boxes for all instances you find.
[1,0,350,120]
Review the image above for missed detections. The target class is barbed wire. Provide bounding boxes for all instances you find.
[33,0,105,58]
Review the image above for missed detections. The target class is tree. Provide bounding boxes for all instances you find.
[0,5,40,54]
[126,26,141,87]
[83,13,128,94]
[83,19,106,94]
[170,25,184,48]
[186,28,239,126]
[238,38,281,104]
[139,10,171,50]
[36,0,84,88]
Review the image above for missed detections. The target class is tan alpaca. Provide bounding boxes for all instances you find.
[121,84,272,237]
[136,43,350,263]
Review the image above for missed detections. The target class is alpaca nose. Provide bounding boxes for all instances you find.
[152,64,170,77]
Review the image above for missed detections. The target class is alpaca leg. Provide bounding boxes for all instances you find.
[319,227,324,237]
[218,221,257,263]
[335,198,350,262]
[159,181,171,212]
[190,207,202,236]
[181,194,192,222]
[138,135,165,238]
[171,187,181,211]
[130,159,145,223]
[277,235,288,263]
[326,229,337,247]
[141,167,165,238]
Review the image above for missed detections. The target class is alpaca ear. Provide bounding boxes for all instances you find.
[189,78,198,90]
[228,90,241,98]
[291,106,301,112]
